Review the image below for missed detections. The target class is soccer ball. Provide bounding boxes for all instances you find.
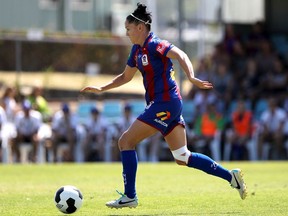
[54,185,83,214]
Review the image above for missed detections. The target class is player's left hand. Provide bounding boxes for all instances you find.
[191,78,213,89]
[80,86,103,94]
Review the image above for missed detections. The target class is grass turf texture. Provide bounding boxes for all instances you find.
[0,162,287,216]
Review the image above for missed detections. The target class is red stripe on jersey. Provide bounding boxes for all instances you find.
[134,49,140,68]
[143,37,155,101]
[161,55,170,101]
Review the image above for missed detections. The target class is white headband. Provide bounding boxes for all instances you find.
[130,13,151,25]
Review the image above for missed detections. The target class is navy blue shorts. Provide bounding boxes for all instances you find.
[137,99,185,136]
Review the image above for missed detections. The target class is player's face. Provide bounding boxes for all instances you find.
[125,20,140,44]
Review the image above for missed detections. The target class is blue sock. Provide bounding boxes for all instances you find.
[187,152,232,182]
[121,150,138,199]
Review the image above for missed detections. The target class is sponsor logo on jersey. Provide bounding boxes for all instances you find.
[156,40,169,55]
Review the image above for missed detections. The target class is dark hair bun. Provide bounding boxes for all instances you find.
[133,2,151,19]
[136,3,148,14]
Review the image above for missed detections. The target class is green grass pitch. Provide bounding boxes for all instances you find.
[0,162,287,216]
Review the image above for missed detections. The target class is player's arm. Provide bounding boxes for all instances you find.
[80,65,138,94]
[166,46,213,89]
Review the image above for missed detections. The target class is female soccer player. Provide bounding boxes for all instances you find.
[81,3,247,208]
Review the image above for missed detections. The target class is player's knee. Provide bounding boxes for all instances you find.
[118,133,126,150]
[118,131,135,151]
[171,146,191,165]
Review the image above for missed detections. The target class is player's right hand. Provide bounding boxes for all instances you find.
[80,86,102,94]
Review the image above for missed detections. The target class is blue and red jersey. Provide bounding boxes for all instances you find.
[127,32,181,104]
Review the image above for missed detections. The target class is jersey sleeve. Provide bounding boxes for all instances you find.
[155,40,174,56]
[127,45,138,67]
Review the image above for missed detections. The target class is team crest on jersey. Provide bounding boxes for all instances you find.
[141,54,149,66]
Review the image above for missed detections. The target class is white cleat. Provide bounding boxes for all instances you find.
[106,190,138,209]
[230,168,247,200]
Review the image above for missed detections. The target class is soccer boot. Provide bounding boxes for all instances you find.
[106,190,138,209]
[230,168,247,200]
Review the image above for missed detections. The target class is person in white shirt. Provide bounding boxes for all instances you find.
[1,86,17,122]
[12,100,42,162]
[113,103,162,162]
[114,104,136,137]
[258,98,287,159]
[82,107,108,161]
[0,105,7,135]
[112,104,136,161]
[0,105,8,161]
[51,103,77,162]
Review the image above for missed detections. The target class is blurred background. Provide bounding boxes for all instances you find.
[0,0,287,164]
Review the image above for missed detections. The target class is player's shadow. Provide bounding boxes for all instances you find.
[108,214,192,216]
[108,213,241,216]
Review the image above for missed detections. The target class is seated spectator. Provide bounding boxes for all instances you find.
[144,132,163,162]
[113,103,163,162]
[210,62,234,111]
[28,86,51,122]
[255,39,277,76]
[12,100,42,162]
[263,58,288,96]
[1,86,18,122]
[0,105,7,162]
[51,103,77,162]
[245,22,269,56]
[112,103,136,161]
[82,107,108,161]
[226,100,253,160]
[241,58,261,108]
[258,98,287,160]
[193,89,219,115]
[230,41,246,73]
[190,102,225,161]
[222,24,240,55]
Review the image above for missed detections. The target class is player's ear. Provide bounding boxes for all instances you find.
[137,23,144,31]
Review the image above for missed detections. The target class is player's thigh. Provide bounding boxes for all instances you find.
[119,119,158,150]
[164,124,187,151]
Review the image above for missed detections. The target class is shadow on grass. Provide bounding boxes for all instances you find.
[107,214,193,216]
